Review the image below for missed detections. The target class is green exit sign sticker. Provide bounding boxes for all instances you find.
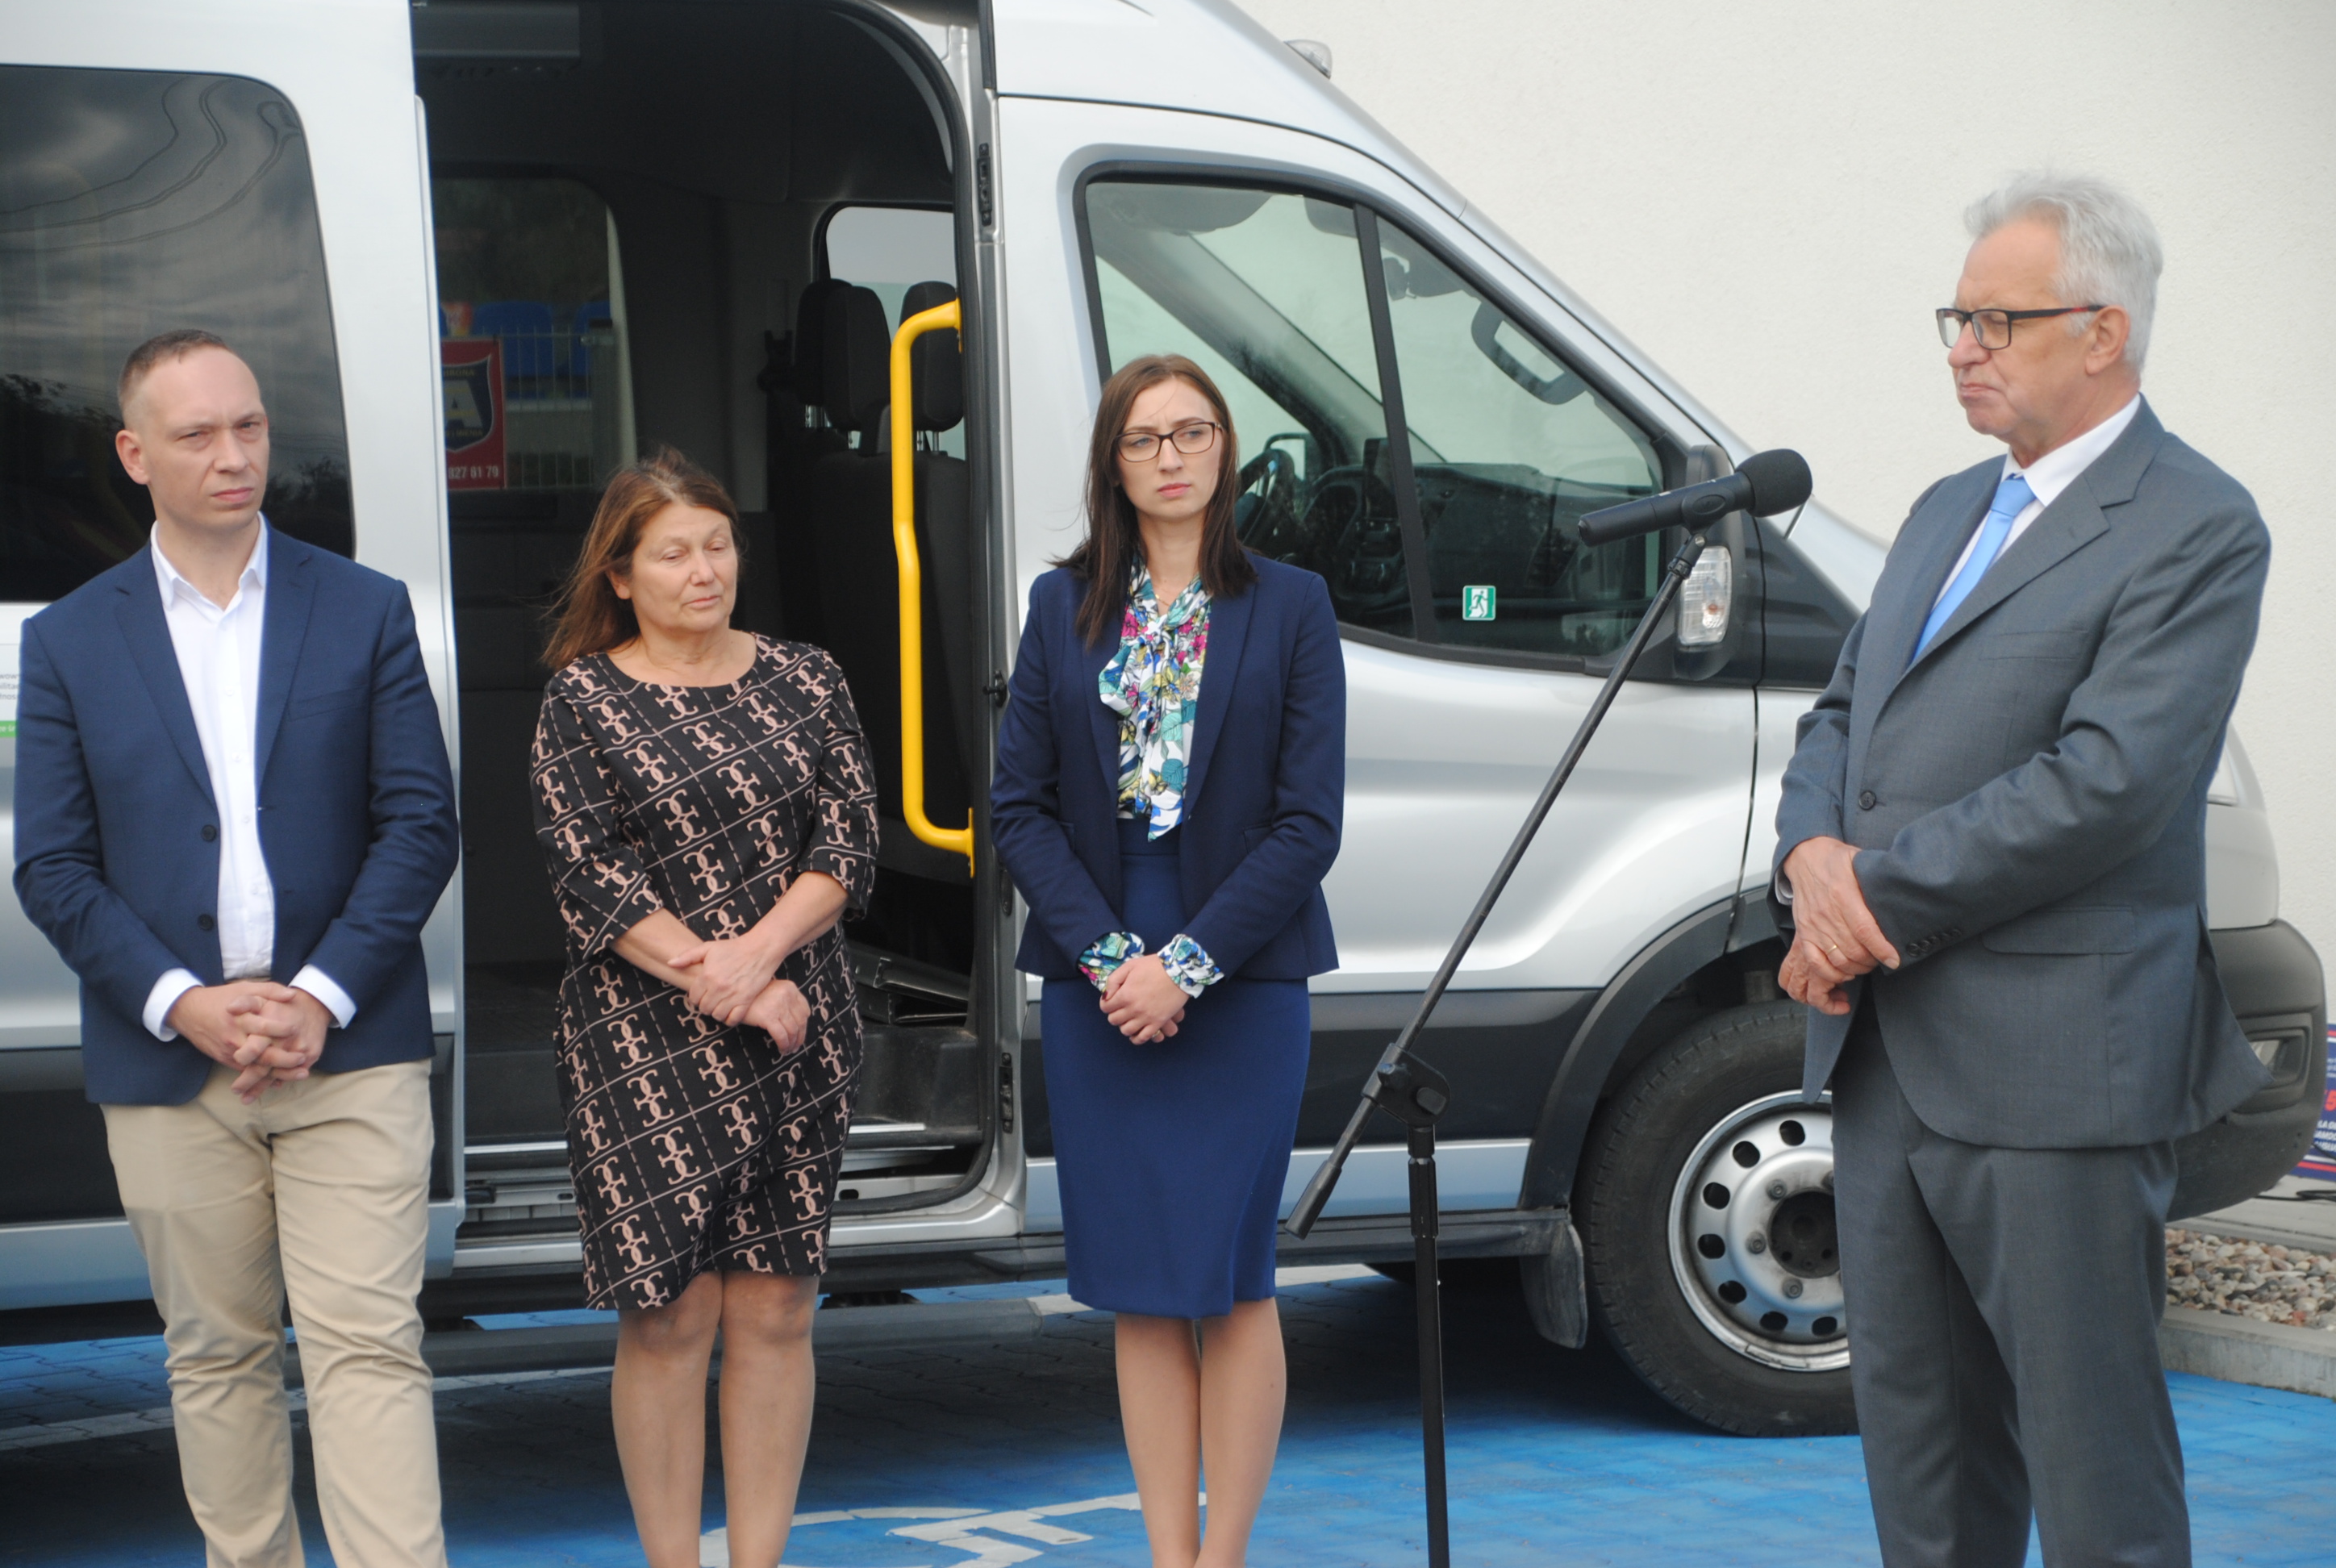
[1462,584,1496,621]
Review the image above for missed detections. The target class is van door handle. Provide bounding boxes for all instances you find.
[891,297,975,874]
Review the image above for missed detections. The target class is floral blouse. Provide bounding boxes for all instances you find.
[1079,566,1224,999]
[1101,565,1210,833]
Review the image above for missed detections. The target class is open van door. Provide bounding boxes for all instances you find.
[411,0,1024,1303]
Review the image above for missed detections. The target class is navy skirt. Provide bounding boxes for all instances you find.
[1040,817,1310,1319]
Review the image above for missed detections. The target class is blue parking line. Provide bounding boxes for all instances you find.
[5,1274,2332,1565]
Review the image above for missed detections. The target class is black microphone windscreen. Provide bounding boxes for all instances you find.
[1737,448,1812,516]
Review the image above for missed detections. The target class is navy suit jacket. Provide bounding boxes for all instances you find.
[991,555,1342,982]
[14,533,460,1106]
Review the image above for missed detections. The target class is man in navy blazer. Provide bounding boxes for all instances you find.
[14,332,458,1568]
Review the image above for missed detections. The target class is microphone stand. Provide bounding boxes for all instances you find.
[1285,527,1713,1568]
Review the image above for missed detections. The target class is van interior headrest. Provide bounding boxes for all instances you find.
[901,280,963,434]
[792,277,853,405]
[820,285,891,435]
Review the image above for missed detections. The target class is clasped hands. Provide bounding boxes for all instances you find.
[1778,836,1901,1016]
[169,982,332,1104]
[670,933,811,1053]
[1101,953,1188,1045]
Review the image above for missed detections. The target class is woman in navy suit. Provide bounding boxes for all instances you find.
[992,354,1344,1566]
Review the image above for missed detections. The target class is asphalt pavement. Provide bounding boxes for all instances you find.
[4,1266,2332,1566]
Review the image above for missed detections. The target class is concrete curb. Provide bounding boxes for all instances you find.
[2184,1175,2336,1256]
[2162,1305,2336,1400]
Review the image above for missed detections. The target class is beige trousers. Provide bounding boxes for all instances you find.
[102,1058,447,1568]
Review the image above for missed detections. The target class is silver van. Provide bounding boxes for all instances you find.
[0,0,2319,1436]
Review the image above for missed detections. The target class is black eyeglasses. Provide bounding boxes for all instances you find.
[1117,422,1220,462]
[1936,305,2106,350]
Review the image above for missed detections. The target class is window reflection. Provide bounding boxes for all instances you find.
[1373,219,1663,656]
[0,67,352,603]
[433,178,632,492]
[1082,179,1667,659]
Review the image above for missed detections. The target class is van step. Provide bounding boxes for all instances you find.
[969,1209,1566,1280]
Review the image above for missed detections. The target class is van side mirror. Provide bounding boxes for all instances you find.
[1616,444,1760,685]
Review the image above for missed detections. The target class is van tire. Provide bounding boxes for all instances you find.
[1579,1001,1858,1437]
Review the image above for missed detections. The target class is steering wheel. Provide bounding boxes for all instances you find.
[1234,446,1304,558]
[1295,467,1410,626]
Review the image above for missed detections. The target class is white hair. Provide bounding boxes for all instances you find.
[1965,172,2163,370]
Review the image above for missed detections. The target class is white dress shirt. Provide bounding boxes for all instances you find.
[1930,395,2143,609]
[143,521,357,1040]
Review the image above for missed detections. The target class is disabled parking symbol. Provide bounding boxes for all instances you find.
[703,1491,1153,1566]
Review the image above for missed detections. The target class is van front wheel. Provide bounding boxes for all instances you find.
[1578,1001,1858,1436]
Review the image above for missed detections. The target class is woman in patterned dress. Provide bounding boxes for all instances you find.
[531,448,876,1568]
[991,357,1345,1568]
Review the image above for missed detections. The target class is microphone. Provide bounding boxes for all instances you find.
[1577,448,1812,546]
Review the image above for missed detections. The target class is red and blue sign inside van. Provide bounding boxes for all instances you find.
[442,337,504,490]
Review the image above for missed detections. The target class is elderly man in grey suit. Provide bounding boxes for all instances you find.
[1774,173,2271,1566]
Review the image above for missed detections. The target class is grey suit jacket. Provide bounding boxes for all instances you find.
[1773,401,2271,1149]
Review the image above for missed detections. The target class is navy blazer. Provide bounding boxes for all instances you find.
[14,533,461,1106]
[991,555,1342,982]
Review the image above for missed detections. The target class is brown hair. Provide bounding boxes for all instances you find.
[543,446,743,670]
[1058,354,1256,645]
[118,327,236,418]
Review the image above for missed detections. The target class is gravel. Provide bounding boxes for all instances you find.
[2167,1228,2336,1331]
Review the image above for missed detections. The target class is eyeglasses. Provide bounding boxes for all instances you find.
[1116,422,1220,462]
[1936,305,2106,350]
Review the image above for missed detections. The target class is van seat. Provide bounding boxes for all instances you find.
[821,284,892,437]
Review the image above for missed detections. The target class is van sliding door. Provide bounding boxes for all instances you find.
[417,2,1011,1278]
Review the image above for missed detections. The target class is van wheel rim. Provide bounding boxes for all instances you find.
[1666,1090,1850,1372]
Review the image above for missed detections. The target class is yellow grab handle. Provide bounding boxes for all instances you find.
[890,297,974,874]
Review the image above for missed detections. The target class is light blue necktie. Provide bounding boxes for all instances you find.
[1913,471,2034,661]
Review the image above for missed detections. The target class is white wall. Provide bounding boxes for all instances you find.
[1232,0,2336,961]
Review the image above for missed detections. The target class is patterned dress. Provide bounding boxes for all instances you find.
[530,636,878,1310]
